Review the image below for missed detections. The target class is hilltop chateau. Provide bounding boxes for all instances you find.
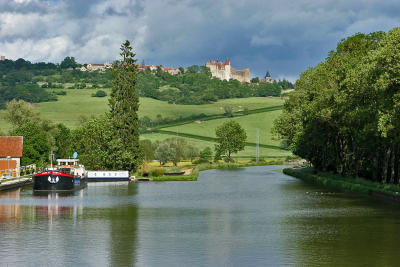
[205,59,250,83]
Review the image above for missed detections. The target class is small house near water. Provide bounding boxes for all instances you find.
[0,136,23,178]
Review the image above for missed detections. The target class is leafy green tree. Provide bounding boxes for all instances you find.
[168,138,187,166]
[199,147,213,161]
[154,142,173,165]
[72,117,111,170]
[273,30,395,182]
[60,56,77,69]
[251,77,259,83]
[224,106,233,117]
[11,122,49,166]
[140,139,154,162]
[54,123,73,159]
[154,138,187,166]
[186,65,200,73]
[108,40,143,171]
[215,120,247,162]
[186,145,199,162]
[4,99,41,128]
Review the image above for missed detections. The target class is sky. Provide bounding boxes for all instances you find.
[0,0,399,81]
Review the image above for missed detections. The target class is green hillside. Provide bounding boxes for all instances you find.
[0,89,284,132]
[142,109,291,158]
[0,88,290,159]
[163,110,283,146]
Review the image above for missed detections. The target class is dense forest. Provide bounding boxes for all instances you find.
[0,57,293,108]
[274,28,400,185]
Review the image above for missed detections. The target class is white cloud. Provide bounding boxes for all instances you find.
[0,0,399,79]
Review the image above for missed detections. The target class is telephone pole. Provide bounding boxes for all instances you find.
[256,128,260,162]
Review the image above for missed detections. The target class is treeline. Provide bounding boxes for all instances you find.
[2,100,210,168]
[0,56,293,108]
[138,66,293,104]
[0,59,58,108]
[274,28,400,185]
[0,57,112,108]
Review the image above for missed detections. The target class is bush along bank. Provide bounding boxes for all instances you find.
[136,159,290,182]
[283,167,400,201]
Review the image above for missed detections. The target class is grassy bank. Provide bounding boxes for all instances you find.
[139,159,290,182]
[283,167,400,198]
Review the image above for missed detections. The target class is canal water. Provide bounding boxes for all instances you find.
[1,165,400,266]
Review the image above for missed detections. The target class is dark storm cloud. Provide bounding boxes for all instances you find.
[0,0,399,81]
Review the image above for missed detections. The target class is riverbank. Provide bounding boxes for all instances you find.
[0,177,32,192]
[138,159,295,182]
[284,167,400,201]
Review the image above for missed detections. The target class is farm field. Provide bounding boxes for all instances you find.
[163,110,284,147]
[141,132,291,158]
[0,89,284,132]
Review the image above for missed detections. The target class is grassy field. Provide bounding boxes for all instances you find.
[141,131,291,158]
[163,110,283,146]
[0,89,284,132]
[0,89,291,159]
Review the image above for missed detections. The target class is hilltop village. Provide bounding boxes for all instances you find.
[1,54,277,84]
[77,58,275,83]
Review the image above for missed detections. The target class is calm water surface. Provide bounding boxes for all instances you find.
[1,165,400,266]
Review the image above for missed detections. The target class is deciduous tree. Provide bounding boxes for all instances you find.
[215,120,246,162]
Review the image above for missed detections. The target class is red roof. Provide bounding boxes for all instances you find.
[225,58,230,65]
[163,67,175,70]
[0,136,23,157]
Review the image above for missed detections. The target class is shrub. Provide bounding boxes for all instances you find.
[92,90,107,97]
[193,158,210,164]
[150,168,165,177]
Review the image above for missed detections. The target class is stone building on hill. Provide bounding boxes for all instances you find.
[205,59,250,83]
[80,62,112,72]
[260,70,276,83]
[0,136,23,177]
[137,65,181,75]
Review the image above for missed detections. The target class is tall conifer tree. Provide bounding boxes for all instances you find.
[109,40,143,171]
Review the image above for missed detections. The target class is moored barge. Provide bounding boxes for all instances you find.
[86,170,130,181]
[33,159,87,191]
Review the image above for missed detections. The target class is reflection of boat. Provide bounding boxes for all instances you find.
[33,159,87,192]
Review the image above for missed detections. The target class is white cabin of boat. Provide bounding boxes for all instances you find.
[56,159,85,177]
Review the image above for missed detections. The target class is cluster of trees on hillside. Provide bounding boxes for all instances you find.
[0,59,59,108]
[3,100,74,166]
[138,66,293,104]
[274,28,400,185]
[140,120,247,165]
[2,42,144,172]
[0,57,113,108]
[0,54,293,109]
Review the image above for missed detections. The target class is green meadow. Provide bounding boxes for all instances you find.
[0,88,290,159]
[163,110,283,146]
[141,131,290,158]
[0,89,284,131]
